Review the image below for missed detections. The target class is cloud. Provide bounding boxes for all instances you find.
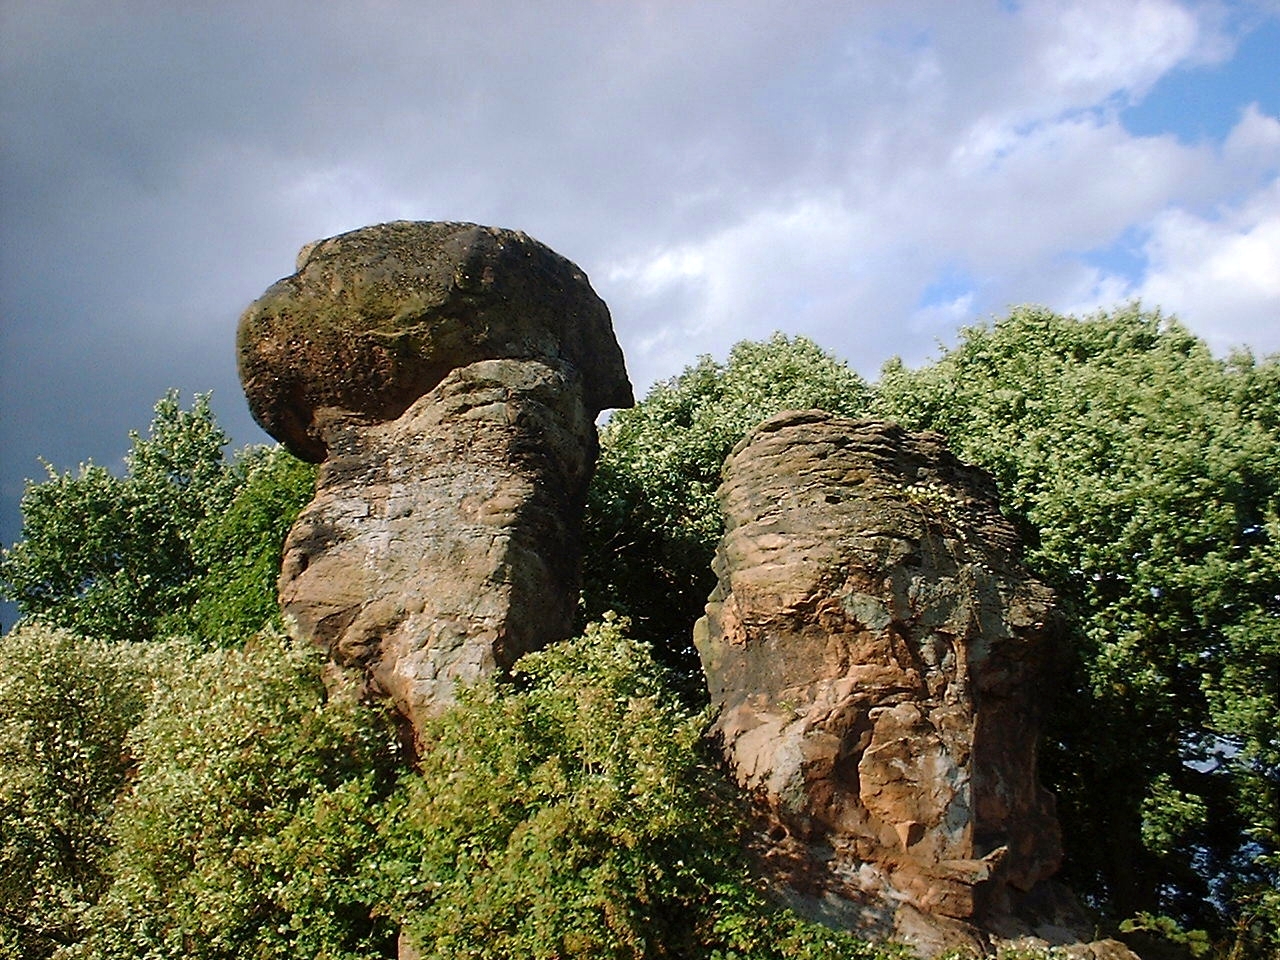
[597,1,1271,380]
[1137,176,1280,354]
[1050,104,1280,353]
[1026,0,1213,103]
[604,194,889,384]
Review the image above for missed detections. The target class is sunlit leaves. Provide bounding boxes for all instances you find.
[70,635,402,960]
[1,393,234,642]
[380,619,889,960]
[0,624,188,959]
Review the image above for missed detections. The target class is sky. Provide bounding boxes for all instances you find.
[2,0,1279,573]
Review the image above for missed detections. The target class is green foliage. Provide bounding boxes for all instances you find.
[1,393,236,642]
[0,392,315,645]
[876,305,1280,949]
[584,334,872,678]
[380,618,893,960]
[0,623,186,959]
[4,619,896,960]
[161,446,315,644]
[69,634,403,960]
[4,314,1276,959]
[1119,913,1212,959]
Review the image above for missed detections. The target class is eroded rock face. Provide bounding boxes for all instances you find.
[696,411,1071,945]
[237,222,631,740]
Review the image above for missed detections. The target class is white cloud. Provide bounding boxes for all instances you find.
[1223,102,1280,172]
[1027,0,1210,103]
[1042,103,1280,355]
[1137,176,1280,354]
[929,113,1212,266]
[604,195,892,386]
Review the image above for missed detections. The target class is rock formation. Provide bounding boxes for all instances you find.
[237,221,632,743]
[696,411,1131,957]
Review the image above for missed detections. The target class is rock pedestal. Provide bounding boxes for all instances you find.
[237,221,632,742]
[696,411,1100,953]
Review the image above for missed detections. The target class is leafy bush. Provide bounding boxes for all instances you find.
[68,634,403,960]
[161,445,315,644]
[380,618,894,960]
[0,623,187,959]
[0,393,238,643]
[9,619,895,960]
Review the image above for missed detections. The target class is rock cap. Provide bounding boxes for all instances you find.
[237,220,633,461]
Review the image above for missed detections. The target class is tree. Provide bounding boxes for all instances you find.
[583,334,872,681]
[876,305,1280,954]
[161,445,315,645]
[1,393,314,646]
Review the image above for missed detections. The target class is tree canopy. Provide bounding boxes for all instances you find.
[0,392,314,646]
[583,333,872,677]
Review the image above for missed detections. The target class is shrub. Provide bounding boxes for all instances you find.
[381,618,894,960]
[69,634,403,960]
[0,624,187,959]
[1,393,315,647]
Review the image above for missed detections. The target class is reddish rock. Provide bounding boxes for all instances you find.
[237,222,631,743]
[696,410,1103,951]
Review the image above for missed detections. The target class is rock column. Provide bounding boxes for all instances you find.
[696,411,1066,944]
[237,221,632,743]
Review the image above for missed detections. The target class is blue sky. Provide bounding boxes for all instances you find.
[1122,15,1279,142]
[1,0,1279,594]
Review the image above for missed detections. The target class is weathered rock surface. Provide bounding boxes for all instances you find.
[237,222,631,739]
[696,411,1133,957]
[239,220,631,463]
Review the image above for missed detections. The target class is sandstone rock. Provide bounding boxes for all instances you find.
[238,220,632,463]
[696,411,1129,955]
[237,222,631,740]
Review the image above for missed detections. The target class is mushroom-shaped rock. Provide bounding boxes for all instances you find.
[236,222,633,745]
[238,220,633,462]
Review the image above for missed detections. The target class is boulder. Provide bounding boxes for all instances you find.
[696,411,1128,954]
[237,222,631,742]
[238,220,632,463]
